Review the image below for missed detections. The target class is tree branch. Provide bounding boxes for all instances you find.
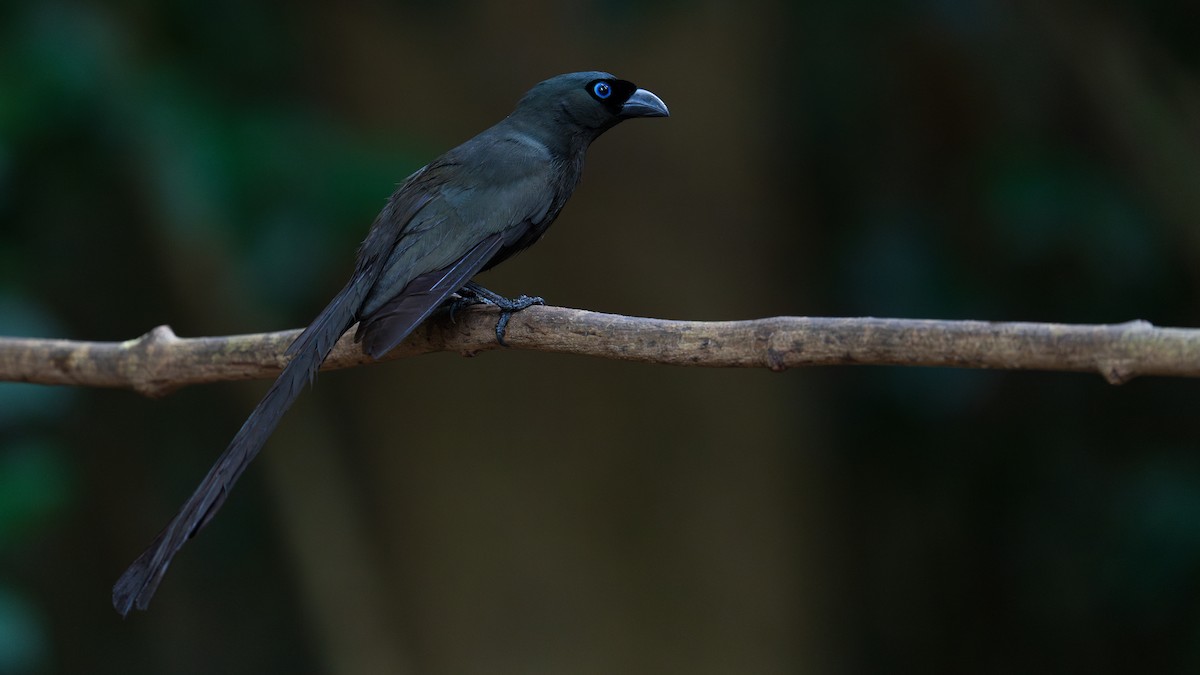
[1,306,1197,397]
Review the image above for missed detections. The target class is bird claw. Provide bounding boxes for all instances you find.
[452,283,544,346]
[492,295,545,345]
[446,294,480,324]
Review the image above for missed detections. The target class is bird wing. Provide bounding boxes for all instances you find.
[354,231,504,358]
[353,135,560,358]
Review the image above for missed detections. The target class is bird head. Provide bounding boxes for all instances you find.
[509,71,669,149]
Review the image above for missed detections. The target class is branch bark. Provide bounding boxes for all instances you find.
[1,306,1197,397]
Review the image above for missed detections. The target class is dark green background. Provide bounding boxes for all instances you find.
[2,0,1199,672]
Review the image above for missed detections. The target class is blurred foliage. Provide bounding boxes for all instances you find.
[1,0,1200,673]
[0,441,73,548]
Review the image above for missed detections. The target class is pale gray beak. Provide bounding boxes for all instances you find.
[620,88,670,118]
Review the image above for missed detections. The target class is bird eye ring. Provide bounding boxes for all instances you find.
[593,82,612,99]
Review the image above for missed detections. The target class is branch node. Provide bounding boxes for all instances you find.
[1121,319,1156,331]
[1099,361,1137,386]
[766,347,789,372]
[129,325,184,398]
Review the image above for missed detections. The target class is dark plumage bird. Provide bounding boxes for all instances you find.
[112,71,668,616]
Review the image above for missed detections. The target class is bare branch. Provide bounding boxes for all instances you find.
[1,307,1197,397]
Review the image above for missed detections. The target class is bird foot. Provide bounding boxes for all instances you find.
[450,282,545,345]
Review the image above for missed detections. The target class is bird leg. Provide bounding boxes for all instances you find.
[448,281,544,345]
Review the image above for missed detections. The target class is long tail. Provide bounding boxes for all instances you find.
[112,274,368,616]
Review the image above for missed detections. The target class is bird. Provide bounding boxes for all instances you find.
[112,71,669,616]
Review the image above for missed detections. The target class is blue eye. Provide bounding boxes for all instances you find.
[593,82,612,99]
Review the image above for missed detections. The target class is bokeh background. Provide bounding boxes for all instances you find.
[2,0,1200,672]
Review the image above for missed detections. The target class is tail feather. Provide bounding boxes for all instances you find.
[112,277,365,617]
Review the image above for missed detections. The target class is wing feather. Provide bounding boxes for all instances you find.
[355,232,504,358]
